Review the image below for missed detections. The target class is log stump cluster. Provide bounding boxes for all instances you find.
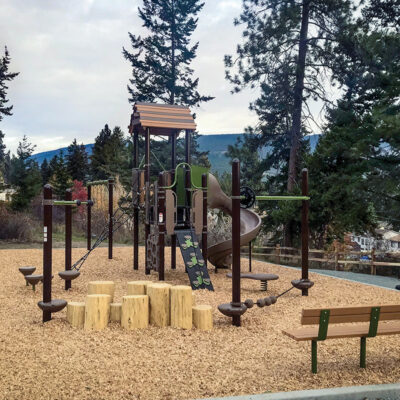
[66,280,213,331]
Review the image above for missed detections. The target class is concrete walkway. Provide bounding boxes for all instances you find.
[200,383,400,400]
[309,269,400,291]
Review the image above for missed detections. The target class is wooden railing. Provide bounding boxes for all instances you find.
[242,244,400,275]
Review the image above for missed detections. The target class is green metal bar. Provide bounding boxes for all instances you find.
[317,309,330,341]
[160,162,207,190]
[53,200,79,206]
[254,195,310,201]
[311,340,318,373]
[360,337,366,368]
[368,307,380,337]
[87,179,109,186]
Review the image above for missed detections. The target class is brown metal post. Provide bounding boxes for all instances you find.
[43,184,53,322]
[145,127,151,274]
[171,132,177,269]
[65,189,72,290]
[185,130,191,227]
[249,241,252,272]
[158,172,166,280]
[232,159,241,326]
[87,185,91,250]
[133,130,139,270]
[108,178,114,260]
[202,173,208,267]
[301,168,309,296]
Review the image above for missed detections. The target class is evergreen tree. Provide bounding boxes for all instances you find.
[225,0,354,192]
[90,124,112,180]
[0,47,19,122]
[40,158,51,185]
[49,151,72,197]
[66,139,89,182]
[0,129,6,178]
[123,0,213,107]
[10,136,42,210]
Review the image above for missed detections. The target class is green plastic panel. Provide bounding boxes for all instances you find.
[176,165,208,206]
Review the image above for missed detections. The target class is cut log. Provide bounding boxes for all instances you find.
[84,294,111,331]
[147,283,171,327]
[110,303,122,323]
[88,281,115,302]
[192,305,213,331]
[67,301,85,328]
[170,285,192,330]
[127,280,153,295]
[121,295,149,330]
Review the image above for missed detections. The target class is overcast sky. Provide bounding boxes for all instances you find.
[0,0,265,154]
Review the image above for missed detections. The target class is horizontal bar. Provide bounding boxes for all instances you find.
[87,180,109,186]
[255,195,310,201]
[53,200,94,206]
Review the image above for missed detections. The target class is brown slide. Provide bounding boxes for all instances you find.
[207,174,262,268]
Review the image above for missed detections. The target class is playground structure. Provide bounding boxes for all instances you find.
[18,102,314,325]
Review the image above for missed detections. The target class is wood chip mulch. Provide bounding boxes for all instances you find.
[1,247,400,400]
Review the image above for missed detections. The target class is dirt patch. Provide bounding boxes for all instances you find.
[1,247,399,400]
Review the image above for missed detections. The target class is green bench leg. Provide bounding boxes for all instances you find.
[312,340,317,373]
[360,337,366,368]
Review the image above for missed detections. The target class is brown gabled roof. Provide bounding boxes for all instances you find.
[129,102,196,134]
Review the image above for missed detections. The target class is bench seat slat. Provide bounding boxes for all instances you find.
[283,321,400,341]
[302,304,400,318]
[302,311,400,325]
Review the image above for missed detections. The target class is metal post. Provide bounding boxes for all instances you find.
[185,130,191,227]
[43,184,53,322]
[232,159,241,326]
[249,241,252,272]
[133,130,139,270]
[145,127,151,274]
[301,168,309,296]
[87,185,91,251]
[311,340,318,373]
[171,131,177,270]
[65,189,72,290]
[158,172,166,281]
[108,178,114,260]
[360,337,367,368]
[202,173,208,267]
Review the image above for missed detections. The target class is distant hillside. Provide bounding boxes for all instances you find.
[31,133,320,174]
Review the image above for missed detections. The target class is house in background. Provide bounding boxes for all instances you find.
[348,228,400,252]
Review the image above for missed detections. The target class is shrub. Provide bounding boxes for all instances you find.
[0,203,37,241]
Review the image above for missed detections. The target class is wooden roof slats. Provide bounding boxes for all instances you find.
[131,102,196,132]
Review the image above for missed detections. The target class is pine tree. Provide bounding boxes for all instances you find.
[66,139,89,182]
[10,136,42,210]
[0,47,19,122]
[40,158,51,185]
[90,124,113,180]
[225,0,354,192]
[123,0,213,107]
[49,151,72,197]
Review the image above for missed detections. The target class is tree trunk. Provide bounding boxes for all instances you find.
[285,0,310,247]
[192,305,213,330]
[287,0,310,192]
[87,281,115,303]
[110,303,122,323]
[84,294,111,331]
[127,280,153,295]
[121,295,149,330]
[147,283,172,327]
[67,302,85,328]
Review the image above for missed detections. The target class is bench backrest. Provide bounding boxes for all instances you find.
[301,305,400,325]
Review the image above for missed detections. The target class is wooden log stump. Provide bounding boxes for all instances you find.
[67,301,85,328]
[88,281,115,302]
[192,305,213,331]
[192,293,196,306]
[121,295,149,330]
[84,294,111,331]
[110,303,122,323]
[147,283,171,327]
[127,280,153,295]
[170,285,192,330]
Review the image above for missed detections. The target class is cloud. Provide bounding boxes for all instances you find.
[0,0,261,154]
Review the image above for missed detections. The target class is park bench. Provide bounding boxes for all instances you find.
[282,304,400,373]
